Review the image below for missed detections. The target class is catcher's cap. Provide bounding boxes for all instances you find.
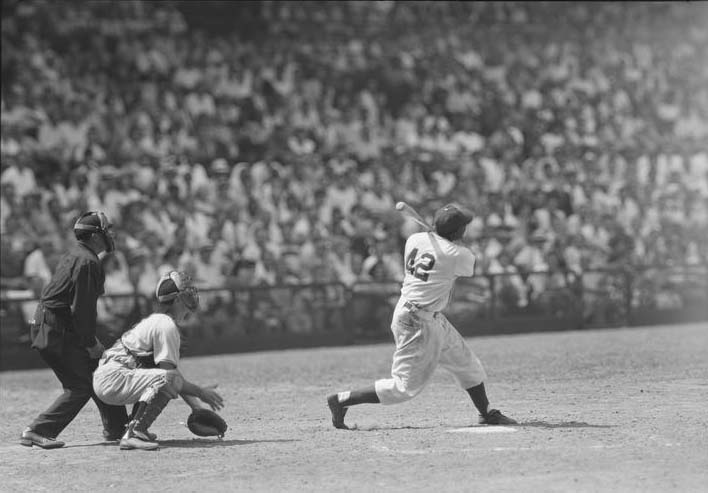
[434,203,474,238]
[156,271,200,311]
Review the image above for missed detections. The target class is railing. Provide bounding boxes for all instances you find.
[348,264,708,337]
[2,265,706,370]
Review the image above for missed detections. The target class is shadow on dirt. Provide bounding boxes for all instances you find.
[159,438,300,448]
[63,442,125,449]
[354,425,438,431]
[63,438,300,449]
[517,421,614,429]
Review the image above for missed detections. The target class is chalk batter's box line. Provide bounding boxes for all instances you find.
[372,441,680,456]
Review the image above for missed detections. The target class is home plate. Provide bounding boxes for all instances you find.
[446,426,517,434]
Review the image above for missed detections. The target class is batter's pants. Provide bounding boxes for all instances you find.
[28,343,129,439]
[375,299,487,405]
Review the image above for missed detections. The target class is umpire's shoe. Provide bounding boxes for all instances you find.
[20,428,65,449]
[479,409,517,425]
[119,424,159,451]
[327,394,349,430]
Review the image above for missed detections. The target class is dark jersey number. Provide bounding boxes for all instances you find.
[405,248,436,281]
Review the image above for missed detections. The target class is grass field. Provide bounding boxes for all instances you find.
[1,322,707,492]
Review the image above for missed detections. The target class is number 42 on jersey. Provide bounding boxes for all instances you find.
[406,248,436,281]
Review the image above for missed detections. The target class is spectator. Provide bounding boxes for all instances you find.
[1,0,706,328]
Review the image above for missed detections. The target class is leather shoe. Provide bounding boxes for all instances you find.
[20,428,65,449]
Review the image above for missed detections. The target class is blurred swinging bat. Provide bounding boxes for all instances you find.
[395,201,433,232]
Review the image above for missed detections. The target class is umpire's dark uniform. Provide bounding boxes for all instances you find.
[26,241,128,440]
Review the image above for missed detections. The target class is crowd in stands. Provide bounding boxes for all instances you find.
[2,1,707,322]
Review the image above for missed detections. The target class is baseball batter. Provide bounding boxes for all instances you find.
[327,204,516,428]
[93,271,224,450]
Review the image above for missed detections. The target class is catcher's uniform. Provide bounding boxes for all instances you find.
[93,313,184,406]
[374,232,486,404]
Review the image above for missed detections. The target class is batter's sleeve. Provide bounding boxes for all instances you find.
[455,247,477,277]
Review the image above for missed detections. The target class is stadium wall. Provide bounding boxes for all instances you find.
[1,266,707,371]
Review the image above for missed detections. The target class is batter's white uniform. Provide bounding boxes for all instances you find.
[374,232,486,404]
[93,313,184,406]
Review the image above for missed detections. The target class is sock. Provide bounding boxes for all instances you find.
[466,382,489,416]
[130,402,140,420]
[338,386,380,406]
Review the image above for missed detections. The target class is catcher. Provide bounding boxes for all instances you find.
[93,271,226,450]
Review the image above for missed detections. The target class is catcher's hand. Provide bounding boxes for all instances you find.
[199,385,224,411]
[187,409,228,438]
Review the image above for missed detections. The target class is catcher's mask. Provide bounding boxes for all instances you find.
[74,211,115,252]
[156,271,200,312]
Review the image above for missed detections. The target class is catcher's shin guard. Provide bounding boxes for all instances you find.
[129,402,157,441]
[120,391,171,450]
[134,390,171,433]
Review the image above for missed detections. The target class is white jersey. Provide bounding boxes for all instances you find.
[400,232,476,312]
[104,313,181,367]
[94,312,184,406]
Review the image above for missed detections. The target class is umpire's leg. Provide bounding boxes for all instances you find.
[29,343,127,439]
[87,356,130,438]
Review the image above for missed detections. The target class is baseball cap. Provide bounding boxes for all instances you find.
[434,203,474,238]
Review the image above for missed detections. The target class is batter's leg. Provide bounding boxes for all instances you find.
[436,314,517,425]
[326,386,380,429]
[465,382,490,416]
[327,310,441,429]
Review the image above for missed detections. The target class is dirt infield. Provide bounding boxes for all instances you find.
[1,322,706,492]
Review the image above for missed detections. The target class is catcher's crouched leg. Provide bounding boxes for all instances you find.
[120,372,183,451]
[131,369,183,414]
[94,367,183,406]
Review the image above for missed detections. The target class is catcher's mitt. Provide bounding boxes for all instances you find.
[187,409,228,438]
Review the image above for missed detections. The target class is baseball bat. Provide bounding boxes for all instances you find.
[395,201,433,232]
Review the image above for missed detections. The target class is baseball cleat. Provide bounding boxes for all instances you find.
[119,426,159,451]
[479,409,517,425]
[104,429,157,442]
[20,428,65,449]
[327,394,349,430]
[119,436,159,451]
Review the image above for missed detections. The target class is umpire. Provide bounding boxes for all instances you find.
[20,211,129,449]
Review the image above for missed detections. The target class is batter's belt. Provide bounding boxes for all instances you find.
[401,299,438,319]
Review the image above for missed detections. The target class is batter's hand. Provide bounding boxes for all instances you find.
[199,385,224,411]
[87,338,105,359]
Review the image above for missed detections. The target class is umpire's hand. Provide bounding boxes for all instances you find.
[87,338,105,359]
